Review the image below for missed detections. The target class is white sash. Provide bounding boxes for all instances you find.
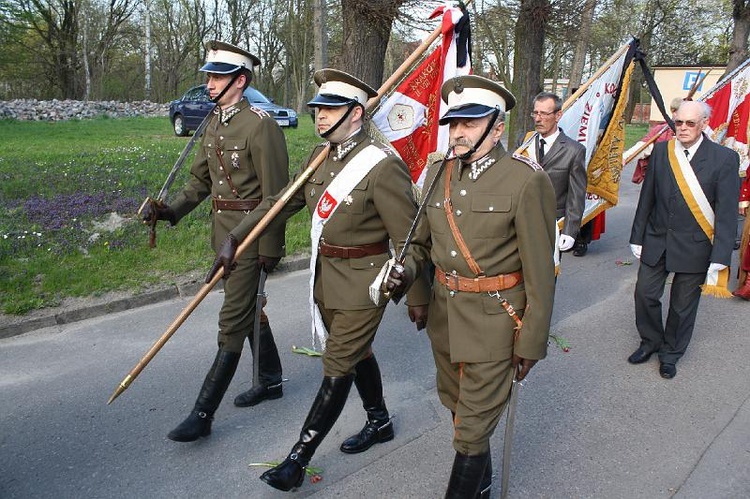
[309,144,387,351]
[671,141,715,229]
[668,140,730,293]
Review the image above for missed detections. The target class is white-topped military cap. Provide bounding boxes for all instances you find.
[439,75,516,125]
[308,69,377,107]
[200,40,260,74]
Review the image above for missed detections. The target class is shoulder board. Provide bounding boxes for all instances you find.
[512,152,543,171]
[378,144,397,157]
[248,105,270,119]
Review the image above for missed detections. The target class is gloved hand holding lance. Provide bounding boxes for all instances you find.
[107,4,472,405]
[138,71,240,248]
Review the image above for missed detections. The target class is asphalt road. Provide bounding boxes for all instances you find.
[2,168,749,498]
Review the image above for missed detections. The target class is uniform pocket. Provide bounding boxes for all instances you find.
[471,194,512,238]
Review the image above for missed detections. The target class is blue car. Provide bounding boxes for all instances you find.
[169,84,298,136]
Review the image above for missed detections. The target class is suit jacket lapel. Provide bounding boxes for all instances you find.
[542,131,566,166]
[690,136,710,175]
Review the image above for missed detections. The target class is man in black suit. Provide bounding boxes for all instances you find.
[529,92,587,253]
[628,100,740,379]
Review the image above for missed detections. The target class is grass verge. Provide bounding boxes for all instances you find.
[0,117,649,315]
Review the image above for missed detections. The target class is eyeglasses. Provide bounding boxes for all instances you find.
[674,119,702,128]
[530,110,557,118]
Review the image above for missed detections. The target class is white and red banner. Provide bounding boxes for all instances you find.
[372,2,471,187]
[703,61,750,175]
[555,39,637,224]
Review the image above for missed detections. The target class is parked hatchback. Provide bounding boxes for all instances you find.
[169,84,298,136]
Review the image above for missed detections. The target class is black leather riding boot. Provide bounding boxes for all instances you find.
[167,349,240,442]
[444,451,490,499]
[477,453,492,499]
[260,374,354,491]
[340,355,394,454]
[234,320,284,407]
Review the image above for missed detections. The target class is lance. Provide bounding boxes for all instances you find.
[107,10,461,405]
[138,72,240,247]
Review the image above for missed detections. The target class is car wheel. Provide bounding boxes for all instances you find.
[173,114,188,136]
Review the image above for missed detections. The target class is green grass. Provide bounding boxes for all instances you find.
[625,123,649,148]
[0,117,649,315]
[0,116,318,315]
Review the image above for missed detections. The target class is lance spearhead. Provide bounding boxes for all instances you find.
[107,374,133,405]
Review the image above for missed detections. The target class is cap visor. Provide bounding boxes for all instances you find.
[200,62,242,74]
[438,104,496,125]
[307,94,356,107]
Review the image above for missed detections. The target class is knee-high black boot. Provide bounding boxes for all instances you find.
[234,319,284,407]
[444,451,490,499]
[340,355,394,453]
[477,453,492,499]
[260,375,354,491]
[167,349,240,442]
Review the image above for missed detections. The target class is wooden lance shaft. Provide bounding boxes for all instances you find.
[107,6,467,405]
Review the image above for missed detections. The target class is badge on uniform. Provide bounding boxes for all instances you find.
[231,151,240,169]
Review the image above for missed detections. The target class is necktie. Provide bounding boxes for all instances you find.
[539,138,546,161]
[684,149,690,160]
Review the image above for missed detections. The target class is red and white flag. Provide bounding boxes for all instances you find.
[372,2,471,187]
[703,61,750,175]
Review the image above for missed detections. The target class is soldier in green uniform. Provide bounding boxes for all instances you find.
[388,75,557,498]
[143,40,289,442]
[207,69,430,492]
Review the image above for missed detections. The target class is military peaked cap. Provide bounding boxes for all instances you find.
[439,75,516,125]
[308,69,378,108]
[200,40,260,74]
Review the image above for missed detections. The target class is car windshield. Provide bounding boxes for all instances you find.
[244,87,272,104]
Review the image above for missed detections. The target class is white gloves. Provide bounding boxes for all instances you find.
[622,141,653,162]
[708,262,727,272]
[558,234,575,252]
[630,244,642,259]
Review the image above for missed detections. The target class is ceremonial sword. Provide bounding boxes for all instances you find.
[138,72,240,247]
[382,149,455,304]
[501,376,525,499]
[252,267,268,387]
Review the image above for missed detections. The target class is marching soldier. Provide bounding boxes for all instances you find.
[207,68,430,491]
[143,40,289,441]
[388,75,557,498]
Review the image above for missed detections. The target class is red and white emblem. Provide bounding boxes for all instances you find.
[317,192,337,219]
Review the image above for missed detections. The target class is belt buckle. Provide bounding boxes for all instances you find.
[449,271,460,295]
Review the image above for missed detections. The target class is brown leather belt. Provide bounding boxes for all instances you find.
[212,198,260,212]
[435,268,523,293]
[318,240,390,259]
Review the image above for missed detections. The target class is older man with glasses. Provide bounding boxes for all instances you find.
[522,92,587,257]
[628,100,740,379]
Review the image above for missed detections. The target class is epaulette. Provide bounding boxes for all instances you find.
[248,105,271,119]
[378,144,396,156]
[512,152,543,171]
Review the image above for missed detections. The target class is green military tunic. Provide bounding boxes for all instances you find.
[414,143,556,454]
[231,127,430,375]
[168,98,289,351]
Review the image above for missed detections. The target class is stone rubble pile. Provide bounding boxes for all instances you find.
[0,99,169,121]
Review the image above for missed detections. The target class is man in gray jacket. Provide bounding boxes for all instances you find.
[526,92,587,254]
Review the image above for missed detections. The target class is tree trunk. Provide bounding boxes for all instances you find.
[727,0,750,75]
[509,0,550,147]
[339,0,403,88]
[568,0,597,93]
[313,0,327,72]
